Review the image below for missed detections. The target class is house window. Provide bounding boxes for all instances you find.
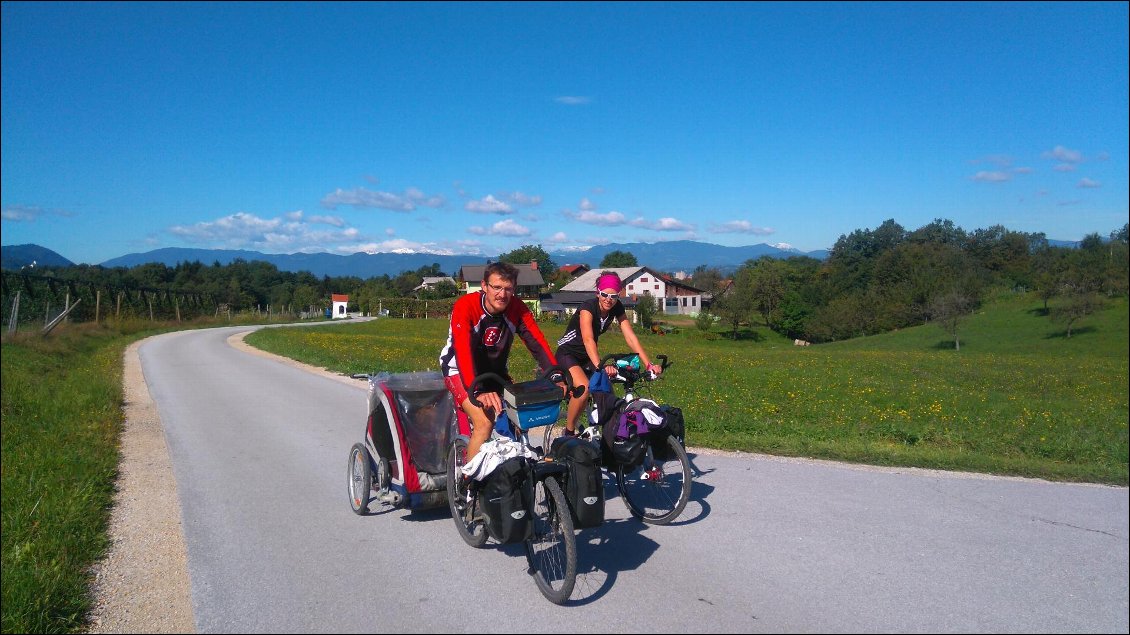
[681,297,687,307]
[640,277,649,282]
[654,284,659,290]
[692,297,697,306]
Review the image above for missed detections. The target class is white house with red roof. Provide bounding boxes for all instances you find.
[558,266,704,315]
[331,293,349,319]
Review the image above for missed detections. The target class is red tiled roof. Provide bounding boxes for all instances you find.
[331,294,349,302]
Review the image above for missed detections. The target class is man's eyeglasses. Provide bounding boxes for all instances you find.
[598,291,619,300]
[486,282,515,295]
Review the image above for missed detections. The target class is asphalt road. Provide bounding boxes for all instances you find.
[138,324,1129,633]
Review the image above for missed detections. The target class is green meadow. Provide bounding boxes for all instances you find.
[0,314,312,634]
[247,291,1129,485]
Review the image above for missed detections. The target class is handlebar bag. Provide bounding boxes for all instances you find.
[503,379,562,430]
[480,457,534,544]
[550,437,605,528]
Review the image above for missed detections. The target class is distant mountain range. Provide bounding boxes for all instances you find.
[1,244,76,270]
[1,241,830,278]
[2,238,1085,279]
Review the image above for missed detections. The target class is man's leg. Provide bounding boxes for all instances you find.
[461,398,495,461]
[446,374,495,462]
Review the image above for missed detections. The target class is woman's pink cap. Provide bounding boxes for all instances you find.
[596,273,622,291]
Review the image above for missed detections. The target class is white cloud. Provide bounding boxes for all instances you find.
[320,186,445,211]
[1,204,72,222]
[405,187,446,208]
[2,205,42,221]
[630,216,694,232]
[971,171,1011,182]
[579,197,597,211]
[1078,178,1101,188]
[287,210,346,227]
[168,211,364,253]
[709,220,775,235]
[567,210,627,226]
[772,242,794,250]
[465,195,514,214]
[546,232,569,243]
[1042,145,1083,163]
[503,191,543,207]
[555,96,592,105]
[468,219,531,236]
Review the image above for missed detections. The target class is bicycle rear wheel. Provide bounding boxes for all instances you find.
[617,435,691,525]
[447,437,488,547]
[526,476,577,604]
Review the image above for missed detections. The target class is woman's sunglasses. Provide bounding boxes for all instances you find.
[598,291,619,300]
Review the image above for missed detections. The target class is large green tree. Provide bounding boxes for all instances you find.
[599,250,638,268]
[500,244,556,274]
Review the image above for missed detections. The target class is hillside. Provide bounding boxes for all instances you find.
[0,244,75,270]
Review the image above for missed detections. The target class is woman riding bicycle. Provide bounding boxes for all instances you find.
[555,270,663,437]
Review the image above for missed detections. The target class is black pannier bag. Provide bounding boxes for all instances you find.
[550,436,605,528]
[651,405,686,461]
[480,457,534,543]
[602,413,647,469]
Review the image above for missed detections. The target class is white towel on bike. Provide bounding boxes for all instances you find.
[624,398,665,428]
[461,438,538,481]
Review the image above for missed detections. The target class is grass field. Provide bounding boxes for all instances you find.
[0,314,318,634]
[246,291,1129,485]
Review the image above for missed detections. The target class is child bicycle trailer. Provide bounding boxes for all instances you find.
[349,371,454,513]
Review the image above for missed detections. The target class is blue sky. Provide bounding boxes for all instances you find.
[3,2,1127,266]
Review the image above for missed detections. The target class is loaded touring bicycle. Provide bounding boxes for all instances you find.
[346,367,586,604]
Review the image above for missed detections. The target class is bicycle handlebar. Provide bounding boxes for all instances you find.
[598,353,672,379]
[466,365,580,410]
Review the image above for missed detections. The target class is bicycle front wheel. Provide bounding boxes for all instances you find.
[541,421,563,453]
[617,435,691,525]
[526,476,577,604]
[447,438,488,548]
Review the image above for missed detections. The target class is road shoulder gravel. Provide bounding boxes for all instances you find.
[86,335,194,633]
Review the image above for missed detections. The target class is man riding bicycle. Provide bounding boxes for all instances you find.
[439,262,558,461]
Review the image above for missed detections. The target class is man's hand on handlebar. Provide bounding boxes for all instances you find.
[474,391,503,418]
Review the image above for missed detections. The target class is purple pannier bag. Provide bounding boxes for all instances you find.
[616,410,648,440]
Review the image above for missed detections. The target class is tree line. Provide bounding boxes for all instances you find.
[0,243,590,326]
[4,219,1125,340]
[688,219,1129,343]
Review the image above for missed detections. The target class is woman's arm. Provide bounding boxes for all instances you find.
[578,309,602,369]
